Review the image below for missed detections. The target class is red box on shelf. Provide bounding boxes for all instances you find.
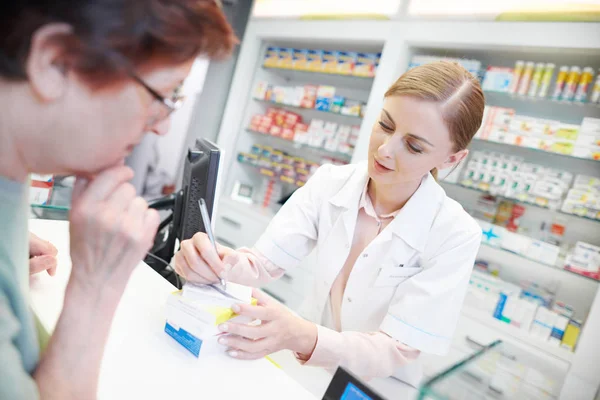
[295,123,308,134]
[285,112,301,125]
[269,125,283,137]
[266,107,280,117]
[281,128,295,140]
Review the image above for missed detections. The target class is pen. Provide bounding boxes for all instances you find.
[198,199,227,289]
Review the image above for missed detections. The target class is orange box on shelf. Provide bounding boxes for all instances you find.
[300,85,318,109]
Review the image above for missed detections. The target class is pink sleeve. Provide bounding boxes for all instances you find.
[297,325,420,381]
[221,247,285,287]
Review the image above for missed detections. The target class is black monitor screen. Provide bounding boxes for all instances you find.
[323,367,385,400]
[175,138,220,241]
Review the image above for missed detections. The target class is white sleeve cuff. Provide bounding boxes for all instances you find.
[254,234,303,270]
[380,314,451,356]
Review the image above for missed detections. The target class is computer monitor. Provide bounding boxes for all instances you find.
[146,138,220,285]
[323,367,386,400]
[174,138,220,241]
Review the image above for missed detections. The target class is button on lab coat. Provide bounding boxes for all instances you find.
[254,162,481,384]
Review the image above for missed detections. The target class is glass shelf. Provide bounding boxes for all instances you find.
[479,241,599,283]
[441,180,600,224]
[246,129,352,161]
[261,66,375,91]
[254,98,363,120]
[419,341,565,400]
[472,137,600,163]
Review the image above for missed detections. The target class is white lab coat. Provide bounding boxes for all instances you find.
[254,162,482,386]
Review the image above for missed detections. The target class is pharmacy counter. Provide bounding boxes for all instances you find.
[28,219,315,400]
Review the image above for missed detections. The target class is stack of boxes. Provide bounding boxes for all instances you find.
[475,106,600,161]
[408,55,481,78]
[248,107,358,158]
[237,144,329,189]
[253,81,365,117]
[295,119,358,157]
[476,218,561,267]
[461,150,572,210]
[467,268,583,352]
[564,242,600,280]
[263,46,380,78]
[561,175,600,220]
[249,108,305,141]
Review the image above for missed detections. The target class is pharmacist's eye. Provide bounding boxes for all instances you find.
[405,140,423,154]
[378,121,394,133]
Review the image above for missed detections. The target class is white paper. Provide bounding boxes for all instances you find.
[182,282,252,308]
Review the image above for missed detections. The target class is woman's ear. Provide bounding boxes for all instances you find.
[26,23,73,102]
[440,149,469,170]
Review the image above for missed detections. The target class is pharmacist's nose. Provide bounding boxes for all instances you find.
[378,135,395,160]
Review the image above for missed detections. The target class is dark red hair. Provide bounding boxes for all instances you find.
[0,0,237,86]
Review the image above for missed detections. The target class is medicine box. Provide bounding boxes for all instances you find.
[277,48,294,69]
[353,53,377,77]
[263,46,280,68]
[315,86,336,111]
[482,67,513,93]
[165,290,257,357]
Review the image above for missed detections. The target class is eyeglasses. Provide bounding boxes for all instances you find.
[130,73,185,128]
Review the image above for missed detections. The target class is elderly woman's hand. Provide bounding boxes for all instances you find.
[29,232,58,276]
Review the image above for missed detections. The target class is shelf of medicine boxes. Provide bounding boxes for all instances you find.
[460,304,575,363]
[254,98,363,120]
[479,241,599,283]
[246,129,352,162]
[472,136,600,163]
[237,157,307,189]
[480,92,600,162]
[441,180,600,224]
[261,66,375,91]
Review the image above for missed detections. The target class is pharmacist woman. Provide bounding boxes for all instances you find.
[174,61,484,385]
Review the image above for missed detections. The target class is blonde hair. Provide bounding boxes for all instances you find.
[385,61,485,179]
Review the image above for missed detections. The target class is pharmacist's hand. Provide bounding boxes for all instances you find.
[68,166,160,293]
[217,288,317,360]
[29,232,58,276]
[173,233,234,284]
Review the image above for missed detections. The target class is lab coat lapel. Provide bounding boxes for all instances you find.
[327,162,369,248]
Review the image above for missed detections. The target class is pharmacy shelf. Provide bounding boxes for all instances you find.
[247,129,352,161]
[254,98,363,120]
[237,159,306,189]
[472,137,600,163]
[441,181,600,224]
[484,90,600,112]
[262,66,375,91]
[461,305,575,363]
[480,242,599,283]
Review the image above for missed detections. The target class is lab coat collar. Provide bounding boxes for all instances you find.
[328,162,444,252]
[386,172,444,252]
[328,162,369,210]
